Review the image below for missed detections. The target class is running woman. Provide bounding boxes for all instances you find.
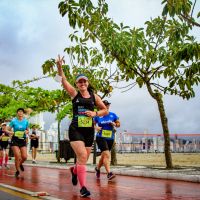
[56,55,108,197]
[8,108,29,177]
[0,123,13,169]
[94,100,120,180]
[30,125,39,164]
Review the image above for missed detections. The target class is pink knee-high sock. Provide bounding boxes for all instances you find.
[5,155,8,165]
[77,164,86,188]
[0,157,3,166]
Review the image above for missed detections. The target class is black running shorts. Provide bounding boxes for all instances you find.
[68,124,94,147]
[0,142,9,150]
[30,139,39,148]
[10,138,27,148]
[96,137,114,152]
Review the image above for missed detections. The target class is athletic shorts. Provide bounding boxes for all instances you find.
[96,137,114,152]
[0,142,9,150]
[68,123,94,147]
[10,137,27,148]
[30,139,39,148]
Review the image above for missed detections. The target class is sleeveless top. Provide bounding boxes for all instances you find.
[31,130,38,141]
[0,129,10,143]
[71,91,96,128]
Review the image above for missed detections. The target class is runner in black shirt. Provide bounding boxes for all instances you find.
[30,125,39,164]
[56,55,108,197]
[0,123,12,169]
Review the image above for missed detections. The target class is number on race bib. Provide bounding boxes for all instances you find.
[15,131,25,138]
[1,136,9,141]
[102,130,112,138]
[78,116,92,127]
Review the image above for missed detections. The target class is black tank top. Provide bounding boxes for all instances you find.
[31,130,38,141]
[71,91,96,127]
[0,130,9,143]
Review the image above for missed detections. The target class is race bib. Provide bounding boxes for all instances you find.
[78,116,92,127]
[1,136,9,141]
[102,130,112,138]
[15,131,25,138]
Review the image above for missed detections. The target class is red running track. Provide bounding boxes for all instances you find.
[0,165,200,200]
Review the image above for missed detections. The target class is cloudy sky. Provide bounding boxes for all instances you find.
[0,0,199,134]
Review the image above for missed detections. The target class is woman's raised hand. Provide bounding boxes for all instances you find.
[56,55,65,69]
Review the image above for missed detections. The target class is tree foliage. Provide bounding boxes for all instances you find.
[162,0,200,28]
[0,79,71,123]
[57,0,200,100]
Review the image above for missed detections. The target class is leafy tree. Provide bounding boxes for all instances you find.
[0,79,72,162]
[56,0,200,168]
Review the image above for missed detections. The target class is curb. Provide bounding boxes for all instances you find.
[21,162,200,183]
[0,183,62,200]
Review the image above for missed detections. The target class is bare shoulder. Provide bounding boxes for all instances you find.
[94,93,101,102]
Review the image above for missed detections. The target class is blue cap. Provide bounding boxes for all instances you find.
[76,74,88,82]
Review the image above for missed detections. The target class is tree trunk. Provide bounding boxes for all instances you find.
[155,94,173,169]
[147,84,173,169]
[111,141,117,165]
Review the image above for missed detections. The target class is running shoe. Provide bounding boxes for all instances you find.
[70,167,78,185]
[107,172,116,181]
[20,164,24,171]
[95,167,100,179]
[15,171,20,178]
[80,186,91,197]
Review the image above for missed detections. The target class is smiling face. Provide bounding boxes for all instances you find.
[76,78,89,91]
[17,110,24,118]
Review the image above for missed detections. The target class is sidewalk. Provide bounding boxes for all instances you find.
[15,160,200,183]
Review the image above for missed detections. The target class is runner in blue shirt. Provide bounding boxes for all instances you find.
[8,108,29,178]
[94,100,120,180]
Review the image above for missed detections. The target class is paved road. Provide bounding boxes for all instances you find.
[0,165,200,200]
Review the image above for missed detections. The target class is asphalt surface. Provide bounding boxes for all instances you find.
[0,162,200,200]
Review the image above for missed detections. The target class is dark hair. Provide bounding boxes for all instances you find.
[87,84,94,93]
[17,108,25,113]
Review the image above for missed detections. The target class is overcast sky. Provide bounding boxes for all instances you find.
[0,0,199,134]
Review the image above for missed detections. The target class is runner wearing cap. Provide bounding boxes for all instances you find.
[0,123,13,169]
[94,100,120,180]
[8,108,29,177]
[56,55,108,197]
